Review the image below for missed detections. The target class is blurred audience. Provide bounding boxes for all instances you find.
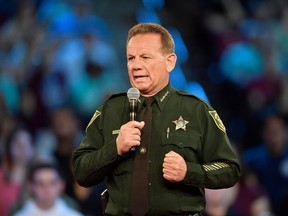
[35,106,105,215]
[69,52,123,123]
[0,93,18,161]
[12,162,83,216]
[242,115,288,215]
[0,126,37,216]
[48,107,84,202]
[204,187,239,216]
[230,161,273,216]
[1,0,288,215]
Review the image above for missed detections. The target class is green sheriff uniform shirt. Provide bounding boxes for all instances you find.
[72,83,241,215]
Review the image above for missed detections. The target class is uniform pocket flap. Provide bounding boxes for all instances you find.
[161,131,199,150]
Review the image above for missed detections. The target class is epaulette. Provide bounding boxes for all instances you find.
[108,92,126,99]
[177,90,211,107]
[103,92,126,103]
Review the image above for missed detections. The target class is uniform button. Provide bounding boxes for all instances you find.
[149,183,151,186]
[179,142,183,146]
[139,147,147,154]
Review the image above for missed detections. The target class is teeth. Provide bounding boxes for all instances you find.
[135,76,148,81]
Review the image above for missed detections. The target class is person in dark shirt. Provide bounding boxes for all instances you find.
[73,23,241,215]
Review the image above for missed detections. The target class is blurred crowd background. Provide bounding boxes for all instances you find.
[0,0,288,215]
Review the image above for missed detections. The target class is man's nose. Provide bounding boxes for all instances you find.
[130,58,142,69]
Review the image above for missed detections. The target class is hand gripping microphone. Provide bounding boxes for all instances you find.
[127,87,140,151]
[127,87,140,121]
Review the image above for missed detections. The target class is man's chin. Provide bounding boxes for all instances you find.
[132,83,148,91]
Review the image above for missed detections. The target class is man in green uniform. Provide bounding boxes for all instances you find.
[72,23,241,216]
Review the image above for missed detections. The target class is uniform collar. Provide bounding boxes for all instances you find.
[138,83,174,111]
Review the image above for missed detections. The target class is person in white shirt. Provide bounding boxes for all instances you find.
[13,163,83,216]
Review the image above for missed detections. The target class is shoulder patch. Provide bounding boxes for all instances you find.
[209,110,226,133]
[87,110,101,128]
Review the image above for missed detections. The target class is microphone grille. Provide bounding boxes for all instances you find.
[127,87,140,100]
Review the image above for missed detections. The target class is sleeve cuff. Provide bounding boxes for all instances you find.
[183,162,205,187]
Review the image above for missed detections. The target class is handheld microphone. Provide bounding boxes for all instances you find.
[127,87,140,151]
[127,87,140,121]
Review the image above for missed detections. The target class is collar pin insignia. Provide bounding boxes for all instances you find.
[160,91,169,102]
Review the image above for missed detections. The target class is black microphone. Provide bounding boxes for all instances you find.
[127,87,140,151]
[127,87,140,121]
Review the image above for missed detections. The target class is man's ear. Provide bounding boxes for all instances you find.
[166,53,177,73]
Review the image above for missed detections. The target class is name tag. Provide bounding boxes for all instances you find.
[112,130,120,135]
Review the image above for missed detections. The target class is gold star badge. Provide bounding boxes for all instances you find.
[173,116,189,131]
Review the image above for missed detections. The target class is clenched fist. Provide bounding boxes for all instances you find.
[162,151,187,182]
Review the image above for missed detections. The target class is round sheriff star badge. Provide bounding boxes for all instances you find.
[173,116,189,131]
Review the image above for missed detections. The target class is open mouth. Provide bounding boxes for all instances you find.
[134,75,149,81]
